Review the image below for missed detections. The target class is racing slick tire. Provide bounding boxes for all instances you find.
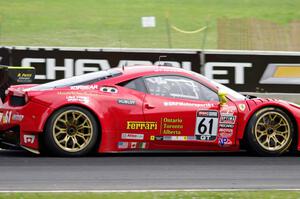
[246,107,294,156]
[44,106,99,157]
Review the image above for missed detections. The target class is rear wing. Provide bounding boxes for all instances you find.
[0,66,35,102]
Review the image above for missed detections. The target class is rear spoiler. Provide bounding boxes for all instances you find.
[0,66,35,102]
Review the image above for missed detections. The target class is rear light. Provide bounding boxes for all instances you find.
[6,88,28,107]
[10,95,26,107]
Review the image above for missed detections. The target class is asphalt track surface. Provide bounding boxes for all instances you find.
[1,150,300,191]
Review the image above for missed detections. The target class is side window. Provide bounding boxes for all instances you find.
[118,78,147,93]
[144,76,219,101]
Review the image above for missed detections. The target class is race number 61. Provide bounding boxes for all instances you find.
[195,110,218,141]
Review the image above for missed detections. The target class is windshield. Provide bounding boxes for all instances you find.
[189,71,246,100]
[28,69,122,91]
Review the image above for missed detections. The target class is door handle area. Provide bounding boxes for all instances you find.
[145,103,155,109]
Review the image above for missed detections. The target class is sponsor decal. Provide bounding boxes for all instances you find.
[220,105,237,114]
[66,96,89,104]
[163,102,216,108]
[219,123,234,129]
[117,99,136,105]
[150,136,188,141]
[260,64,300,85]
[127,121,157,130]
[70,85,98,90]
[24,135,35,144]
[151,136,164,141]
[197,110,218,117]
[58,91,100,97]
[160,117,183,135]
[218,137,232,147]
[220,114,236,124]
[238,104,246,111]
[195,110,218,141]
[12,114,24,122]
[219,128,233,137]
[100,87,118,93]
[17,72,33,82]
[118,142,129,149]
[121,133,144,140]
[2,111,12,124]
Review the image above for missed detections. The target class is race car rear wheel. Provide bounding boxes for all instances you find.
[246,107,294,156]
[44,106,99,156]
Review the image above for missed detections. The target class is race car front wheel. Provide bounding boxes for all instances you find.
[44,106,99,156]
[246,107,294,156]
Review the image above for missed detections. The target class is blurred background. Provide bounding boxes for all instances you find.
[1,0,300,51]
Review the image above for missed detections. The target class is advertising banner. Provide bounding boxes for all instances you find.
[0,46,299,93]
[10,48,200,84]
[204,51,300,93]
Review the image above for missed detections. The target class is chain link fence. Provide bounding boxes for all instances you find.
[218,18,300,51]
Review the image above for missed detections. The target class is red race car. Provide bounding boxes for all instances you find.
[0,65,299,156]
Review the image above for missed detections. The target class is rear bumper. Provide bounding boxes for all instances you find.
[0,100,53,152]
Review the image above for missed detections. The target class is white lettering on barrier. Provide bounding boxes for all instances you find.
[46,58,74,80]
[204,62,252,84]
[75,59,110,75]
[22,58,111,80]
[21,58,193,80]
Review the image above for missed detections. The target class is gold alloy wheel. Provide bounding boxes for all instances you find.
[52,110,93,152]
[254,111,291,151]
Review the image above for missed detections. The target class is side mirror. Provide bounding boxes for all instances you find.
[218,90,228,105]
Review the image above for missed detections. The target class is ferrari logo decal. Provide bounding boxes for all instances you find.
[127,121,157,130]
[238,104,246,111]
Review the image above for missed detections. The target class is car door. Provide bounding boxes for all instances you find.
[142,75,238,150]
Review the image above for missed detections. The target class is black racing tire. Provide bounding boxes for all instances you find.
[44,106,99,157]
[246,107,294,156]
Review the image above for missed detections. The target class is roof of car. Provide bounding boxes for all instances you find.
[120,65,191,76]
[108,65,218,92]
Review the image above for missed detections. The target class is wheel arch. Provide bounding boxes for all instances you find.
[240,105,298,151]
[40,103,103,152]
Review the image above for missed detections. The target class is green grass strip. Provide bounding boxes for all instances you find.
[1,0,300,49]
[1,191,300,199]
